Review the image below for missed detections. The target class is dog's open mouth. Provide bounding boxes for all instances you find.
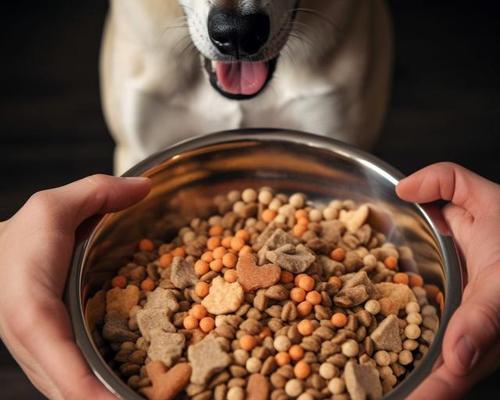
[204,57,278,100]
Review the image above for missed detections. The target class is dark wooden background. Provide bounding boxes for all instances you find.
[0,1,499,399]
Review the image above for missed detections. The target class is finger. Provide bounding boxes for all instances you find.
[407,363,468,400]
[442,265,500,377]
[7,299,117,400]
[24,175,151,231]
[396,162,497,218]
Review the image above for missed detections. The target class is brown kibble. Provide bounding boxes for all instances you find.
[247,374,270,400]
[236,254,281,292]
[140,362,191,400]
[344,361,382,400]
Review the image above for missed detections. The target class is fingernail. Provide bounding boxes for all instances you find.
[456,336,478,371]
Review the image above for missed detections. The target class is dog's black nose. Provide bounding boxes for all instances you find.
[208,9,270,57]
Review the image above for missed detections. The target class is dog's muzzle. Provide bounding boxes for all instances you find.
[204,8,278,100]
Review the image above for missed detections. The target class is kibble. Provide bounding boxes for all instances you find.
[328,377,345,395]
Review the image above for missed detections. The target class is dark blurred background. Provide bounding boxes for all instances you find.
[0,1,499,399]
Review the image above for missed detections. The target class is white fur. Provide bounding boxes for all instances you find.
[101,0,393,174]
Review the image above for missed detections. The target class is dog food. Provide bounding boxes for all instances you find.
[90,188,442,400]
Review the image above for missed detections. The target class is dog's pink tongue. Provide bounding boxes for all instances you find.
[215,61,268,96]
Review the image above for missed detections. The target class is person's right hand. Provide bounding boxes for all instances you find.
[0,175,151,400]
[396,162,500,400]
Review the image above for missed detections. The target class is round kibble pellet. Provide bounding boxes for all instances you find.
[199,317,215,333]
[305,291,321,305]
[262,209,277,223]
[111,276,127,289]
[406,312,423,325]
[403,339,419,351]
[328,377,345,395]
[140,278,155,291]
[297,301,313,317]
[309,209,322,222]
[224,269,238,283]
[190,304,208,320]
[405,324,421,340]
[246,357,262,373]
[364,299,381,315]
[276,352,291,366]
[294,361,311,379]
[194,260,210,276]
[242,188,257,203]
[297,320,314,336]
[258,190,273,205]
[297,393,314,400]
[328,276,343,291]
[290,287,306,303]
[233,349,249,366]
[323,207,337,220]
[289,345,305,361]
[406,301,421,314]
[319,363,336,380]
[138,238,154,251]
[285,379,303,397]
[289,193,305,208]
[274,336,292,352]
[331,313,348,328]
[183,315,199,330]
[240,335,258,351]
[341,339,359,357]
[330,248,346,262]
[194,281,210,298]
[399,350,414,366]
[227,386,245,400]
[374,351,391,367]
[297,276,315,292]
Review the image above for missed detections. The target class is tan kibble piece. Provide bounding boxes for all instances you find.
[328,377,345,395]
[106,285,140,318]
[405,324,421,340]
[399,350,414,366]
[202,277,244,315]
[285,379,303,397]
[137,309,175,341]
[143,287,179,314]
[227,386,245,400]
[246,373,270,400]
[344,361,383,400]
[274,336,292,352]
[246,357,262,373]
[233,349,250,366]
[236,254,281,292]
[147,330,185,367]
[140,362,191,400]
[341,340,359,358]
[370,315,403,352]
[406,301,420,314]
[406,312,423,325]
[188,336,231,385]
[319,363,336,380]
[374,351,391,367]
[375,283,417,311]
[339,204,369,233]
[170,257,198,289]
[364,299,381,315]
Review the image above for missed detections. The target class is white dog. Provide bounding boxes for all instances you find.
[101,0,392,174]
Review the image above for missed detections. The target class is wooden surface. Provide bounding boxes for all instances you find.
[0,1,499,399]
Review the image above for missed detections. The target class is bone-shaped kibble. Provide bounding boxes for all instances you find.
[140,361,191,400]
[236,254,281,292]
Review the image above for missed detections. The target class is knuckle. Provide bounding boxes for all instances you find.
[86,174,111,188]
[24,190,57,223]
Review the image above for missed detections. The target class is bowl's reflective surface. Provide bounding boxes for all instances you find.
[68,129,462,399]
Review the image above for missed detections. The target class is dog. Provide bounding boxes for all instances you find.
[101,0,392,174]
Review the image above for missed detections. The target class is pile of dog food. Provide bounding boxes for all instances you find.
[88,188,441,400]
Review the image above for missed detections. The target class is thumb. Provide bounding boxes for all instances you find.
[25,175,151,231]
[442,265,500,376]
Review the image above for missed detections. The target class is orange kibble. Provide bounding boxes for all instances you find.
[331,312,348,328]
[239,245,253,256]
[240,335,258,351]
[194,282,210,298]
[190,304,208,320]
[201,251,214,263]
[199,316,215,333]
[297,216,309,226]
[436,291,444,313]
[297,320,314,336]
[295,209,308,219]
[140,278,155,291]
[230,237,245,251]
[221,236,233,248]
[280,271,294,284]
[210,259,224,272]
[409,273,424,288]
[235,229,251,242]
[275,352,291,366]
[384,256,398,270]
[209,225,224,236]
[289,345,305,361]
[194,260,210,276]
[262,209,277,223]
[393,272,409,285]
[111,275,127,289]
[213,246,226,259]
[183,315,199,330]
[138,238,154,252]
[294,361,311,379]
[297,301,313,317]
[305,290,322,306]
[224,269,238,283]
[297,276,315,292]
[294,273,308,286]
[207,236,221,250]
[292,224,307,237]
[328,276,343,290]
[222,252,238,268]
[159,253,173,268]
[330,247,346,262]
[172,247,185,257]
[290,287,307,303]
[259,327,271,340]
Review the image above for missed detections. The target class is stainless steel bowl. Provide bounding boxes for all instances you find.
[67,129,463,399]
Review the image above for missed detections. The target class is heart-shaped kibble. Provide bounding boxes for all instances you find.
[236,253,281,292]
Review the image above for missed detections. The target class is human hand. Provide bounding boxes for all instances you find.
[0,175,151,400]
[396,162,500,399]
